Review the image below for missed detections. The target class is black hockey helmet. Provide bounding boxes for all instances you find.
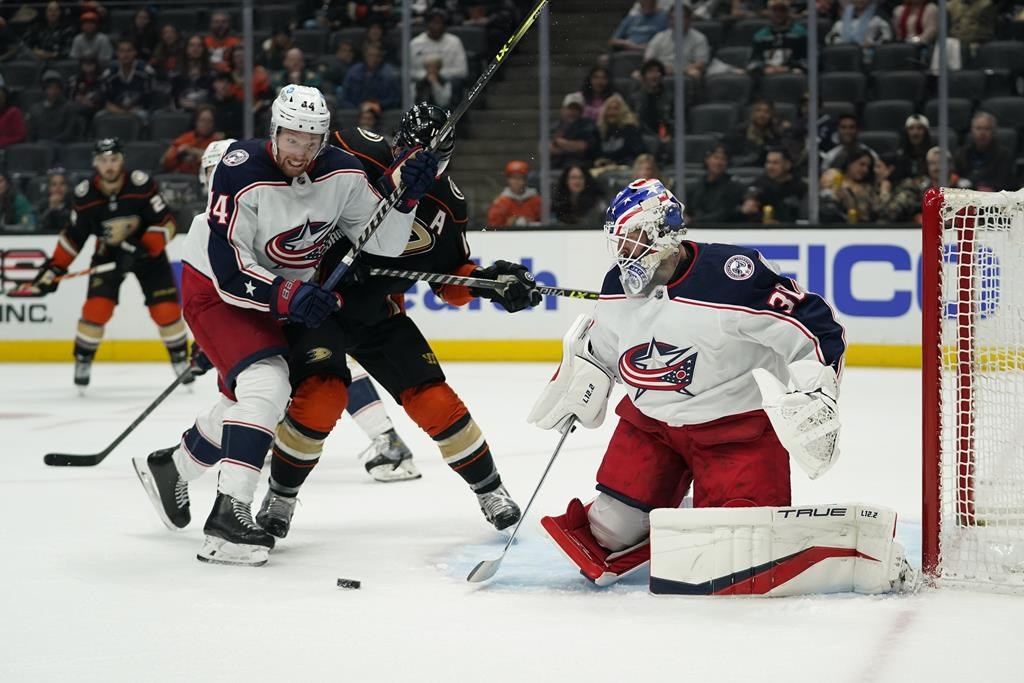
[393,102,453,171]
[94,137,124,157]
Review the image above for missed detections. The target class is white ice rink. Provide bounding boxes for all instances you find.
[2,362,1022,682]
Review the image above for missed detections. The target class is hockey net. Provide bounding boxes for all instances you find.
[922,187,1024,591]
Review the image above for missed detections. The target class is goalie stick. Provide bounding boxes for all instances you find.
[322,0,549,290]
[2,262,117,297]
[43,366,193,467]
[368,267,600,300]
[467,417,576,583]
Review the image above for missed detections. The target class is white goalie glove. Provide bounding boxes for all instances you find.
[752,359,840,480]
[528,314,614,431]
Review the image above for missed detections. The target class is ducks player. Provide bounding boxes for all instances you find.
[26,138,186,391]
[131,85,438,566]
[255,103,541,539]
[527,180,916,594]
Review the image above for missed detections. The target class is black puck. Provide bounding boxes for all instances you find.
[336,578,361,589]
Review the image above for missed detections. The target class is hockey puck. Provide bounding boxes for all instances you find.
[336,578,361,589]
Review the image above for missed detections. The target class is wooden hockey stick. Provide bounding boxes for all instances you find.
[368,267,600,300]
[467,418,577,583]
[322,0,549,290]
[2,262,117,296]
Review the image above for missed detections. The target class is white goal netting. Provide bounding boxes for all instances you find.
[931,188,1024,590]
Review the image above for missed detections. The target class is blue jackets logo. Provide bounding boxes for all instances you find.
[618,338,698,399]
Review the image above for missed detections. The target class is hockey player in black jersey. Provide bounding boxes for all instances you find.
[26,138,187,391]
[257,103,543,539]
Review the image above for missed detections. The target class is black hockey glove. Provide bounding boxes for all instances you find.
[115,242,139,273]
[470,260,543,313]
[27,260,67,296]
[190,344,214,377]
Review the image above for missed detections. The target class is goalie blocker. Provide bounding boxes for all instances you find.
[648,503,919,596]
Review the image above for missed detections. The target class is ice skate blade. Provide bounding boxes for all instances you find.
[75,385,87,397]
[367,461,422,483]
[131,456,185,531]
[466,558,501,583]
[196,537,269,567]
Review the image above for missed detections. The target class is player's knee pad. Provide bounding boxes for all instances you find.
[588,493,650,552]
[288,374,348,435]
[81,296,115,325]
[148,300,182,327]
[229,356,291,432]
[400,382,468,438]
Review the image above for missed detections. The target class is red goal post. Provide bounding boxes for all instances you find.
[922,186,1024,591]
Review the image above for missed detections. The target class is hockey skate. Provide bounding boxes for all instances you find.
[73,354,92,395]
[477,484,521,531]
[197,493,275,566]
[132,447,190,530]
[256,488,298,539]
[359,429,421,482]
[169,348,195,386]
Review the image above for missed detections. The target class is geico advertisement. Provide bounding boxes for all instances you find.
[1,229,928,345]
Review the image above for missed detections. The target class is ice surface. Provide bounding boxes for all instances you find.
[1,362,1022,682]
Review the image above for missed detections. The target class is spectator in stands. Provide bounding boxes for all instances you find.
[357,100,383,134]
[36,168,72,233]
[69,10,112,63]
[631,59,673,147]
[832,149,880,222]
[897,114,932,180]
[552,164,606,227]
[954,111,1015,192]
[825,0,893,48]
[209,71,242,138]
[171,35,213,112]
[487,160,542,227]
[100,38,154,122]
[261,28,293,72]
[410,10,468,94]
[27,70,78,144]
[881,146,960,222]
[740,147,806,223]
[271,47,323,92]
[594,94,647,171]
[643,4,709,78]
[749,0,807,75]
[948,0,995,49]
[161,105,221,175]
[633,153,671,188]
[461,0,517,48]
[551,92,599,169]
[609,0,667,52]
[362,21,396,64]
[0,85,26,149]
[204,10,241,67]
[686,144,744,224]
[26,1,74,61]
[69,54,103,125]
[727,100,783,167]
[341,43,400,109]
[573,66,616,122]
[348,0,397,28]
[225,46,271,113]
[320,40,357,95]
[123,7,159,61]
[822,114,877,169]
[0,172,35,231]
[151,24,184,78]
[414,54,455,108]
[892,0,937,46]
[0,17,17,63]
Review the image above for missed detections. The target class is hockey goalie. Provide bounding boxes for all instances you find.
[527,179,918,596]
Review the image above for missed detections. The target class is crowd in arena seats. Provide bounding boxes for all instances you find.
[0,0,514,231]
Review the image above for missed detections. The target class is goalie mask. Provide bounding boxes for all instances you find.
[605,179,686,296]
[269,85,331,159]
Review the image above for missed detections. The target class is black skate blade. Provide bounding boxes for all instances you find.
[466,557,502,583]
[43,452,104,467]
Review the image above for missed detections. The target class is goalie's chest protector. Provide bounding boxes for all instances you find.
[595,242,836,427]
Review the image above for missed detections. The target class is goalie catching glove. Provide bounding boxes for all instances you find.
[752,359,840,480]
[528,314,614,431]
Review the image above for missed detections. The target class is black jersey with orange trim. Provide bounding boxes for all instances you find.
[327,127,472,323]
[54,170,176,268]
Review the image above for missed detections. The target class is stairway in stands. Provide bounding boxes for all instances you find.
[451,0,628,227]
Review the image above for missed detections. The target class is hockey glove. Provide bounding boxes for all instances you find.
[379,148,440,213]
[271,278,343,328]
[470,260,543,313]
[115,242,139,273]
[26,260,67,296]
[190,344,214,377]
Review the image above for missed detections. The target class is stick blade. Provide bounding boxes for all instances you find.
[466,558,502,583]
[43,452,103,467]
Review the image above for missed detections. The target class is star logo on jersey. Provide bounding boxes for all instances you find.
[265,218,335,269]
[618,338,698,400]
[244,280,256,296]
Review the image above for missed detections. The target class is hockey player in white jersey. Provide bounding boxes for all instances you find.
[528,179,915,594]
[132,85,438,566]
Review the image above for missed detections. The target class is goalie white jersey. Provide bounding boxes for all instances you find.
[589,241,847,426]
[181,138,414,311]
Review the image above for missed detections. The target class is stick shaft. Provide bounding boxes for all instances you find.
[3,262,117,296]
[368,267,600,300]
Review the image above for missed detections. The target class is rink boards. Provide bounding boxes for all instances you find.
[0,228,927,366]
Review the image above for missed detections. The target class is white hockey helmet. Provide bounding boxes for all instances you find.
[198,138,236,193]
[270,85,331,158]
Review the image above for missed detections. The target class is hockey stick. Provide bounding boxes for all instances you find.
[1,262,117,297]
[466,417,576,583]
[368,267,600,300]
[43,366,193,467]
[322,0,549,291]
